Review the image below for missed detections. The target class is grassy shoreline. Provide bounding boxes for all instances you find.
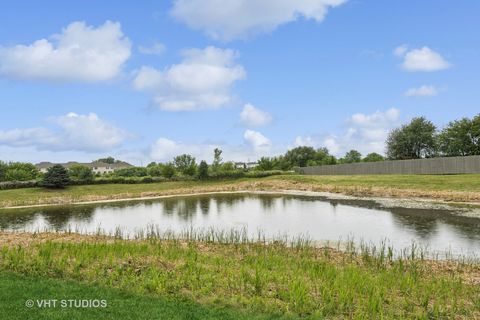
[1,174,480,209]
[1,231,479,319]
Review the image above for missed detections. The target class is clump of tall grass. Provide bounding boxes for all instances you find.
[1,228,479,318]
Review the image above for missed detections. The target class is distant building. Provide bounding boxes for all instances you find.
[234,162,258,170]
[35,161,133,174]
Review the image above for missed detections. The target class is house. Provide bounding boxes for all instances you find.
[35,161,133,174]
[234,162,258,170]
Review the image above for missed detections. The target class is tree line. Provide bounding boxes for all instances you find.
[386,115,480,159]
[256,114,480,170]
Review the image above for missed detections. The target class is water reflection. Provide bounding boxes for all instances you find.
[0,193,479,256]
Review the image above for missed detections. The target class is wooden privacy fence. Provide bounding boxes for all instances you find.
[298,155,480,175]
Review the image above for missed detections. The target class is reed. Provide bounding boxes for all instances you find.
[1,229,479,319]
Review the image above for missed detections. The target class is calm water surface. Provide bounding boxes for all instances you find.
[1,193,479,257]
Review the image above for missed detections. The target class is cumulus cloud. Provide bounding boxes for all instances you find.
[0,21,131,82]
[244,129,272,150]
[394,45,450,72]
[133,46,245,111]
[138,42,166,56]
[294,108,400,156]
[149,138,216,162]
[404,85,439,97]
[0,113,131,152]
[239,104,272,127]
[150,130,272,162]
[170,0,346,40]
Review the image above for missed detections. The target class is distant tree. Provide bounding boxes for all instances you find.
[5,169,33,181]
[97,157,116,164]
[68,164,94,182]
[42,164,70,188]
[161,163,176,178]
[4,162,38,181]
[173,154,197,176]
[284,146,317,168]
[212,148,223,169]
[438,115,480,156]
[197,161,209,180]
[0,161,7,182]
[343,150,362,163]
[256,157,275,171]
[305,148,337,166]
[363,153,385,162]
[147,164,163,177]
[275,155,293,171]
[220,161,235,171]
[386,117,437,160]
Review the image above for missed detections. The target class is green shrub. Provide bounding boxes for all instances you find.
[4,162,39,181]
[161,163,176,178]
[146,164,163,177]
[173,154,197,176]
[0,180,39,190]
[0,161,7,181]
[197,161,209,180]
[42,165,70,189]
[114,167,148,177]
[68,165,94,182]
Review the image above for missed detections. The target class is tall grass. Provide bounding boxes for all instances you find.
[1,228,479,318]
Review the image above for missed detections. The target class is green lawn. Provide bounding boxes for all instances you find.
[0,179,243,208]
[1,174,480,208]
[280,174,480,192]
[0,272,278,320]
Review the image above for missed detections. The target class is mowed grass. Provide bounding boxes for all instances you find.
[1,232,479,319]
[0,272,276,320]
[1,174,480,208]
[0,179,245,208]
[278,174,480,192]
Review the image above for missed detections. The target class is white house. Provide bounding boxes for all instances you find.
[234,162,259,170]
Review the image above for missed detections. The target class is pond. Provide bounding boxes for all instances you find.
[1,193,479,258]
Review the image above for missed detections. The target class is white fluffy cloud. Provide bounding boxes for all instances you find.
[149,138,216,162]
[170,0,346,40]
[404,85,439,97]
[240,104,272,127]
[244,130,272,150]
[294,108,400,156]
[394,46,450,72]
[0,21,131,82]
[133,46,245,111]
[150,130,272,162]
[0,113,131,152]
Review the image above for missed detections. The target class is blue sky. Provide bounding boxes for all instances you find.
[0,0,479,165]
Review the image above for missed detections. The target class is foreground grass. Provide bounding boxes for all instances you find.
[0,272,275,320]
[1,232,479,319]
[1,174,480,208]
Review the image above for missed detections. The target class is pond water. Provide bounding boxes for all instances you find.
[1,193,479,258]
